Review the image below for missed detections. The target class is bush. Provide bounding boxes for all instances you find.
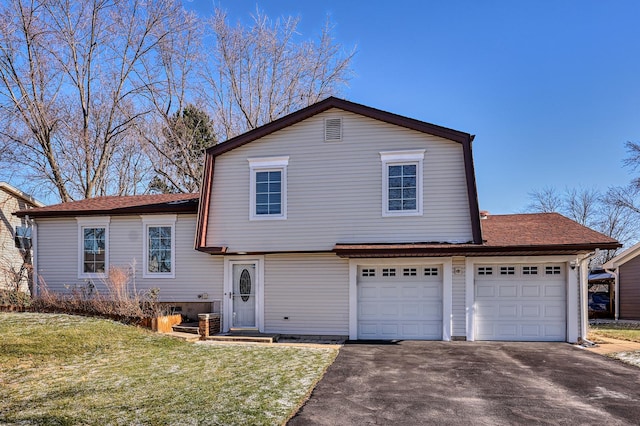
[31,265,170,324]
[0,289,31,309]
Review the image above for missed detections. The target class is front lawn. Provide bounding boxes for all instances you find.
[589,323,640,343]
[0,313,338,425]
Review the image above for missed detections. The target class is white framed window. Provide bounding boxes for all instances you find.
[248,156,289,220]
[77,217,110,279]
[380,150,425,217]
[142,215,176,279]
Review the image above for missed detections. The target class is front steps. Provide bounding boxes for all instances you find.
[171,321,279,343]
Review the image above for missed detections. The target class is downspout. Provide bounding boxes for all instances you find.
[605,267,619,321]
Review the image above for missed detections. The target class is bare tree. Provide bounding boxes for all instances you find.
[203,9,355,141]
[0,0,196,202]
[525,186,564,214]
[526,185,638,264]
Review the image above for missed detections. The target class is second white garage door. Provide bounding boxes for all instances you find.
[358,265,443,340]
[474,264,566,341]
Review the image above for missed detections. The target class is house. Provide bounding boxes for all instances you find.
[15,97,620,342]
[603,242,640,320]
[1,182,44,293]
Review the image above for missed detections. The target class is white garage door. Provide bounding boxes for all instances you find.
[475,264,566,341]
[358,265,442,340]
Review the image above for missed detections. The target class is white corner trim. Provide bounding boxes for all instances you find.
[465,258,475,341]
[442,259,453,341]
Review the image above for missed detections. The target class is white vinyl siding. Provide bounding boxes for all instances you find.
[263,253,349,335]
[35,215,223,303]
[207,109,473,252]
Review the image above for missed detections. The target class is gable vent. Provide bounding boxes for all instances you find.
[324,118,342,142]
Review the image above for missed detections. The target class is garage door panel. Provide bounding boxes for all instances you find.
[475,263,566,341]
[521,305,541,318]
[522,285,541,297]
[544,285,564,298]
[499,285,518,297]
[358,268,443,340]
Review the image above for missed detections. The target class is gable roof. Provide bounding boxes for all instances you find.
[603,240,640,269]
[196,96,483,250]
[14,193,198,218]
[334,213,621,257]
[0,182,44,208]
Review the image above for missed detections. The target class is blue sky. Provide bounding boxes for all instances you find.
[185,0,640,214]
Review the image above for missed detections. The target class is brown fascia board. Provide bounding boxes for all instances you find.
[198,96,484,249]
[16,200,198,218]
[333,242,622,258]
[206,97,474,156]
[195,154,215,251]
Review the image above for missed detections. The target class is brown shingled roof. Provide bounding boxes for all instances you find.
[14,193,199,218]
[334,212,620,258]
[481,213,619,247]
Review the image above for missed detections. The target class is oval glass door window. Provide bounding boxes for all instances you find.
[240,269,251,302]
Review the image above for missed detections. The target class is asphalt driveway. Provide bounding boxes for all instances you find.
[288,341,640,425]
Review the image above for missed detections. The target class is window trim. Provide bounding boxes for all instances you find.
[248,156,289,220]
[142,215,176,279]
[380,150,425,217]
[77,217,110,279]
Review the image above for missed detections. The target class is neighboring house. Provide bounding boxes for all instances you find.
[16,97,620,342]
[0,182,44,293]
[603,242,640,320]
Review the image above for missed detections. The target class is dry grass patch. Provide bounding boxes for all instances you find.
[589,323,640,344]
[0,313,338,425]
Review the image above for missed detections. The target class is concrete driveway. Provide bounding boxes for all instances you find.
[288,341,640,425]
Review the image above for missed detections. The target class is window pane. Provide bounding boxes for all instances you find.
[388,189,402,200]
[389,165,402,177]
[404,188,416,199]
[268,203,281,214]
[256,172,269,183]
[255,169,282,216]
[387,163,419,212]
[403,199,416,210]
[148,226,171,273]
[83,227,106,273]
[389,199,402,210]
[389,177,402,188]
[403,164,416,176]
[403,176,416,188]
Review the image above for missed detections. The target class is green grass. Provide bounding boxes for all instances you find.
[0,313,338,425]
[589,323,640,343]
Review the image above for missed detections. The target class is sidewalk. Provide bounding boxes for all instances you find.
[584,336,640,355]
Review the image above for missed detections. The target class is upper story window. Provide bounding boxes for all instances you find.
[248,156,289,220]
[142,215,176,279]
[380,150,425,217]
[77,217,110,279]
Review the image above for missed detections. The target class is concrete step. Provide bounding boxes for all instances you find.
[172,323,199,335]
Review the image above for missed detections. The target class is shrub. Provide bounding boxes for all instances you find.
[32,264,170,323]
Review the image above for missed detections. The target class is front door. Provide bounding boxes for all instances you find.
[231,263,257,329]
